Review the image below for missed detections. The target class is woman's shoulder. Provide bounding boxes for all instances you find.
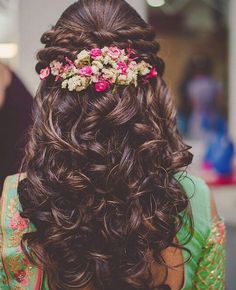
[0,174,44,289]
[174,171,211,199]
[1,174,26,218]
[174,171,212,239]
[174,171,226,289]
[1,174,25,222]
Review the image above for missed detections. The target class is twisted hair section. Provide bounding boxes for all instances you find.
[36,0,164,76]
[19,1,193,289]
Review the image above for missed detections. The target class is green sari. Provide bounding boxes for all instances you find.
[0,173,225,289]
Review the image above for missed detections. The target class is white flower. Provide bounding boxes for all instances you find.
[126,70,134,83]
[91,65,100,75]
[101,47,109,56]
[137,61,151,76]
[119,50,129,62]
[94,55,104,62]
[103,55,112,65]
[117,74,129,85]
[91,75,99,83]
[111,61,118,69]
[129,61,138,70]
[110,56,122,67]
[61,79,69,89]
[75,50,90,65]
[117,68,138,87]
[76,77,90,92]
[102,68,117,83]
[61,66,78,79]
[50,60,63,76]
[140,67,150,76]
[67,76,78,91]
[92,60,104,70]
[128,70,138,86]
[67,75,85,91]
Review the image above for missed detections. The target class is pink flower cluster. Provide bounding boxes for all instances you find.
[90,48,102,59]
[14,269,29,286]
[39,46,158,93]
[9,212,29,231]
[39,67,50,80]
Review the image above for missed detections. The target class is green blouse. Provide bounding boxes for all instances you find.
[0,173,225,289]
[175,172,225,289]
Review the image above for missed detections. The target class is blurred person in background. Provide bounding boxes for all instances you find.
[177,61,194,136]
[179,55,224,139]
[0,63,33,193]
[0,1,225,290]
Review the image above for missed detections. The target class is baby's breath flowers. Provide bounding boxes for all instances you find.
[39,46,157,92]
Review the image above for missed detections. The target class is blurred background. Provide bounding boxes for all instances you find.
[0,0,235,288]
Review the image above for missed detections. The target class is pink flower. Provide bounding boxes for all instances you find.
[55,75,62,82]
[117,61,128,74]
[216,222,225,243]
[90,48,102,59]
[22,257,31,266]
[39,67,50,80]
[63,64,73,73]
[10,213,29,231]
[146,67,157,79]
[65,57,74,66]
[127,47,137,58]
[14,269,29,286]
[95,80,110,92]
[21,277,30,286]
[54,62,63,71]
[79,65,93,76]
[108,46,121,59]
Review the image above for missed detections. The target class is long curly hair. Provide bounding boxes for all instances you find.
[19,1,193,289]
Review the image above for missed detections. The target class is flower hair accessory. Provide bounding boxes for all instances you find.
[39,46,158,92]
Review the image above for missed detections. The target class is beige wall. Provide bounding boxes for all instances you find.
[17,0,75,92]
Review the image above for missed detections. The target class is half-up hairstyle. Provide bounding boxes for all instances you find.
[19,1,193,289]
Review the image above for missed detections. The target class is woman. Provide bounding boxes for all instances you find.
[184,56,223,140]
[0,1,225,289]
[0,63,33,193]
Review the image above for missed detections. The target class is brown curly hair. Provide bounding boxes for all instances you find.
[19,1,193,289]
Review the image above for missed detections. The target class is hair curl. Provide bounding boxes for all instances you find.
[19,1,193,289]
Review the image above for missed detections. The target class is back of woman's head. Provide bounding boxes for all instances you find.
[19,1,193,289]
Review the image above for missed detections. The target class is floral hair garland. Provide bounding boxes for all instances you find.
[39,46,157,93]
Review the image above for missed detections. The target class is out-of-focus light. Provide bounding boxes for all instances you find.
[0,43,18,59]
[146,0,166,7]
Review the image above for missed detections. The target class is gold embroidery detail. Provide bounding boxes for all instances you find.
[7,196,28,248]
[9,234,23,248]
[8,196,18,218]
[0,231,3,253]
[2,275,8,284]
[7,256,20,273]
[0,201,8,285]
[192,220,226,289]
[0,234,9,285]
[4,190,33,288]
[12,285,25,290]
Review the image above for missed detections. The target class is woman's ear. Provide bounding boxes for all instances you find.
[0,63,12,88]
[0,63,12,109]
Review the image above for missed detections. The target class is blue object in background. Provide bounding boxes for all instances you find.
[177,113,189,136]
[204,132,235,175]
[202,114,227,134]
